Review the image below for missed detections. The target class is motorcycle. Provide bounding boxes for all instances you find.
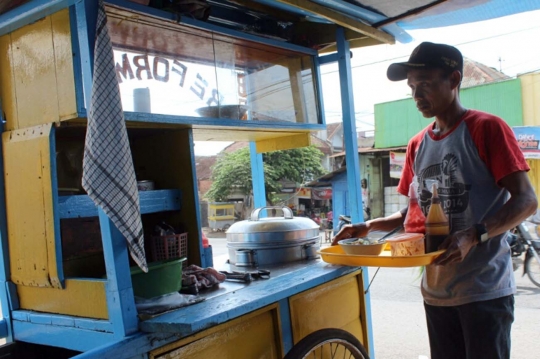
[508,221,540,287]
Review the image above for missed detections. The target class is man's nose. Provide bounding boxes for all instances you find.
[412,88,423,99]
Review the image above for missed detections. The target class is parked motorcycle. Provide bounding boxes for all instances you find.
[508,221,540,287]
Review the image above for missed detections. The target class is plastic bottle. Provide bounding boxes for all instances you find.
[425,183,450,253]
[403,179,426,234]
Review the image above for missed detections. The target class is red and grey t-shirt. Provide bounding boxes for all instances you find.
[398,109,529,306]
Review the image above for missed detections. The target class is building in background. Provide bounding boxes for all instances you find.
[310,58,536,225]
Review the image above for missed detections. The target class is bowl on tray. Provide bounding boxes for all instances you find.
[338,237,386,256]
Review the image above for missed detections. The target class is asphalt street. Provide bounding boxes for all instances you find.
[205,229,540,359]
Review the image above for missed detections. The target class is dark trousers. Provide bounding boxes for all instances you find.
[424,295,514,359]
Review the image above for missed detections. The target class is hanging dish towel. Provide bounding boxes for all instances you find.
[82,0,148,272]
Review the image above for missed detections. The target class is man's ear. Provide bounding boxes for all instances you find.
[450,70,462,90]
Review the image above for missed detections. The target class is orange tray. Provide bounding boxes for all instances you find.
[318,246,445,267]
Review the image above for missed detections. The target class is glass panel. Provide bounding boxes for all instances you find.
[107,11,320,124]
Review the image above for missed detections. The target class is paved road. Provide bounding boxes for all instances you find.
[367,265,540,359]
[205,229,540,359]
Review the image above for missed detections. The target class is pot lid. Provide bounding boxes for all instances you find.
[226,207,319,234]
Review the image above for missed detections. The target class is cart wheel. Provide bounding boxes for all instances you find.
[284,328,369,359]
[222,224,231,231]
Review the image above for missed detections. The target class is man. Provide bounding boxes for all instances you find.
[332,42,537,359]
[361,178,371,220]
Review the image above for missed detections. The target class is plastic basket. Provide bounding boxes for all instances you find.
[150,233,188,266]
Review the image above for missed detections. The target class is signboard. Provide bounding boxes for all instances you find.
[312,187,332,200]
[513,126,540,159]
[390,151,406,178]
[297,188,311,198]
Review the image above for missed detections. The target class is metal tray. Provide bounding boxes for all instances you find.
[318,246,445,267]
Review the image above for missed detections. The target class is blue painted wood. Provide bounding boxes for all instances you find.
[249,142,267,210]
[10,311,27,322]
[331,171,349,234]
[57,189,182,218]
[12,319,118,352]
[5,282,18,311]
[203,246,213,268]
[336,28,363,225]
[0,319,7,339]
[74,317,113,332]
[279,298,294,354]
[0,99,13,341]
[74,0,97,110]
[12,309,113,332]
[318,53,339,66]
[313,55,326,126]
[71,331,176,359]
[336,27,375,359]
[69,6,87,116]
[183,129,208,268]
[140,261,359,334]
[0,0,75,37]
[106,0,317,55]
[49,126,65,288]
[123,111,324,131]
[98,208,139,338]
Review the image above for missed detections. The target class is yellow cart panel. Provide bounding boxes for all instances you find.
[3,124,61,288]
[150,305,283,359]
[18,279,108,319]
[0,8,77,131]
[289,271,366,348]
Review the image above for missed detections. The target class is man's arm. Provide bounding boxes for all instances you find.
[484,171,538,237]
[435,171,537,265]
[331,207,407,245]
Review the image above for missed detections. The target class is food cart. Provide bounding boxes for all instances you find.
[0,1,392,357]
[208,202,235,231]
[0,1,536,358]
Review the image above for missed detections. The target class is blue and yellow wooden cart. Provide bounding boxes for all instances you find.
[0,0,403,358]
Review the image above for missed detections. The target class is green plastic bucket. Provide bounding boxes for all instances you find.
[130,258,186,299]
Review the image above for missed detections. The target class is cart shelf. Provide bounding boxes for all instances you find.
[57,189,182,219]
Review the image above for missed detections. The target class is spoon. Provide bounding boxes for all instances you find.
[376,225,404,243]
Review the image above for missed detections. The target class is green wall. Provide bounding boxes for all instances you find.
[374,78,524,148]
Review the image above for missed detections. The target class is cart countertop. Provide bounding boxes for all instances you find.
[139,257,360,336]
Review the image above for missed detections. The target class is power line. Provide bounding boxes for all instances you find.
[320,25,540,76]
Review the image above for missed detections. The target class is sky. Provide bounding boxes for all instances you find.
[194,9,540,156]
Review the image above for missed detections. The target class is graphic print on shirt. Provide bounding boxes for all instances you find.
[417,153,472,231]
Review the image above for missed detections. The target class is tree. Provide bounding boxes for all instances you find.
[205,145,326,204]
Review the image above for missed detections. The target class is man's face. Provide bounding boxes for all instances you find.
[406,68,455,118]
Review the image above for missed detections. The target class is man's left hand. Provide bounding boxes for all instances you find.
[433,227,477,265]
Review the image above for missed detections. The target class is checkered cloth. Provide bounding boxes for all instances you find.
[82,0,148,272]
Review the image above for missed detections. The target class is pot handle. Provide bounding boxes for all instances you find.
[303,242,319,260]
[250,206,293,221]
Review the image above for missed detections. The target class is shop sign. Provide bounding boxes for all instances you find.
[297,188,311,198]
[390,151,406,178]
[312,187,332,200]
[113,51,241,114]
[513,127,540,159]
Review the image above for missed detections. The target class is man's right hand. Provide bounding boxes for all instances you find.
[331,223,369,246]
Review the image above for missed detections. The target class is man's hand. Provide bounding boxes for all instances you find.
[433,227,477,265]
[331,223,369,246]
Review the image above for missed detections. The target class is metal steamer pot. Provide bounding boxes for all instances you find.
[226,207,320,267]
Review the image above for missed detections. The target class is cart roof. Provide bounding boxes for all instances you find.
[2,1,540,50]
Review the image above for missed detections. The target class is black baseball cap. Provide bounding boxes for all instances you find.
[387,42,463,81]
